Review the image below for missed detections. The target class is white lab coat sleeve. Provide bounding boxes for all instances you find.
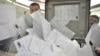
[90,24,100,47]
[85,24,100,47]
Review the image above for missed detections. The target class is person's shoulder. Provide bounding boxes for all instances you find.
[91,23,100,31]
[91,23,99,28]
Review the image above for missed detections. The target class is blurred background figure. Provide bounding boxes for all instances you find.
[89,15,100,56]
[16,3,40,38]
[89,15,99,27]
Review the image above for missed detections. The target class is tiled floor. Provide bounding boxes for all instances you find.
[0,51,16,56]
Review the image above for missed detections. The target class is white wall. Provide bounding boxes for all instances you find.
[91,5,100,25]
[91,7,100,17]
[0,0,29,18]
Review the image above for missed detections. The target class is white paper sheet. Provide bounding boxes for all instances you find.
[78,45,93,56]
[15,29,38,56]
[14,29,33,51]
[46,29,75,54]
[0,4,17,41]
[50,20,75,39]
[31,11,51,40]
[66,47,79,56]
[40,49,59,56]
[45,29,79,56]
[54,5,79,21]
[52,43,63,53]
[29,29,74,56]
[65,40,80,56]
[63,41,79,56]
[36,42,63,56]
[15,49,37,56]
[29,34,45,54]
[32,19,43,39]
[46,29,72,43]
[40,44,62,56]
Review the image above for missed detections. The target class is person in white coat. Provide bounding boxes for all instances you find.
[17,3,40,38]
[25,3,40,28]
[89,15,100,56]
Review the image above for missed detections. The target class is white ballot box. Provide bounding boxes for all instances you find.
[0,4,17,41]
[31,11,51,40]
[50,5,79,39]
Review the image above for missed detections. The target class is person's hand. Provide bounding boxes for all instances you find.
[95,47,100,52]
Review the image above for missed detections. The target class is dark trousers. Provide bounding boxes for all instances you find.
[95,50,100,56]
